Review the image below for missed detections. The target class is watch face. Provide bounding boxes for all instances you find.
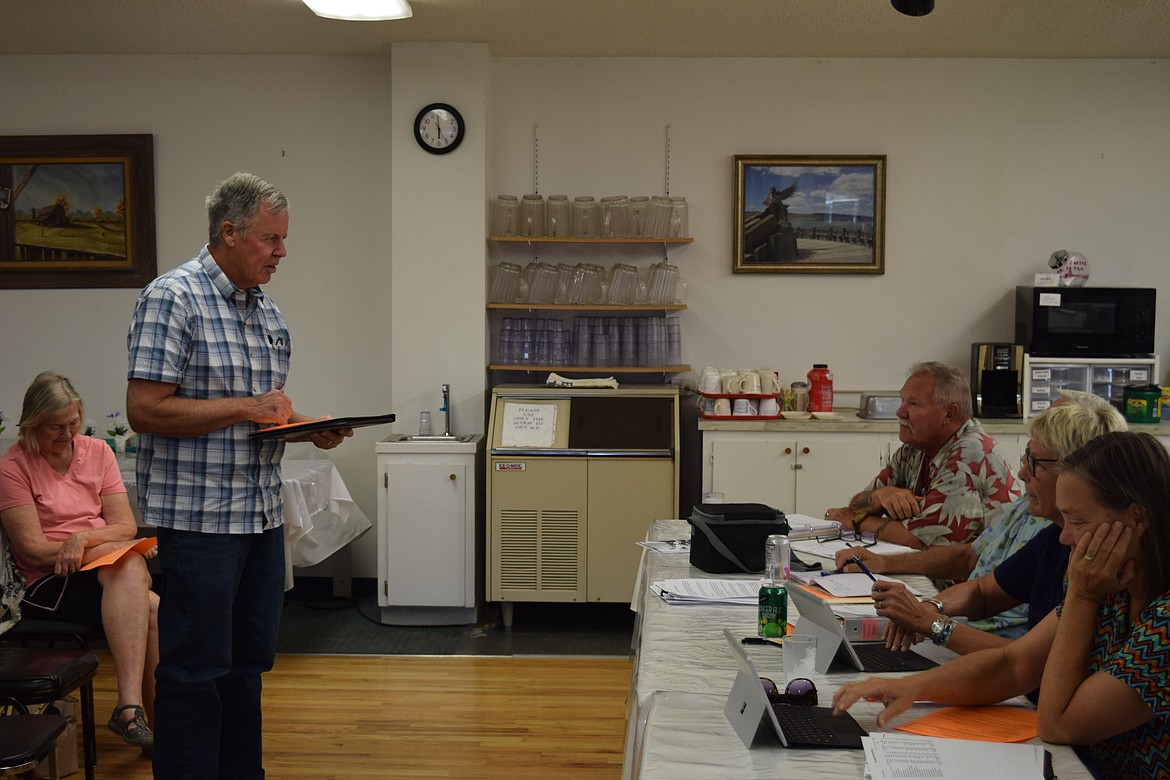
[414,102,464,154]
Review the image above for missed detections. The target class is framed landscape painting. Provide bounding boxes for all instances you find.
[0,134,156,289]
[733,154,885,274]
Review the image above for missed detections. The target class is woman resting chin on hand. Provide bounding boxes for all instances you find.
[834,431,1170,780]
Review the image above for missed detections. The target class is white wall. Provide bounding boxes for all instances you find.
[489,57,1170,393]
[2,52,1168,579]
[0,55,397,577]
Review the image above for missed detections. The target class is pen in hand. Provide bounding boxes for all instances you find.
[851,555,877,582]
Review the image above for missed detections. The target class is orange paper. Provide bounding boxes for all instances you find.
[80,537,157,571]
[893,705,1038,743]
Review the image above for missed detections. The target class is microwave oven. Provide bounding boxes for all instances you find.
[1015,286,1156,357]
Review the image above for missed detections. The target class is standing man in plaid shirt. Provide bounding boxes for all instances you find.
[126,172,351,780]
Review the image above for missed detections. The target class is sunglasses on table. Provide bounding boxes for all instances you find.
[759,677,818,707]
[816,528,878,548]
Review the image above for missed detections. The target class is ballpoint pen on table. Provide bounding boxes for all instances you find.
[851,555,878,582]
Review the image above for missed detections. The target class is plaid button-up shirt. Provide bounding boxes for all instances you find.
[127,247,291,534]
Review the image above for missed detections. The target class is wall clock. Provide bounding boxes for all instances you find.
[413,102,465,155]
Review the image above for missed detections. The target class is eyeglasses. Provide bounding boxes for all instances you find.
[817,528,877,548]
[759,677,818,707]
[1022,446,1059,474]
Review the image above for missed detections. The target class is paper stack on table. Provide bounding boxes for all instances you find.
[651,578,758,606]
[862,732,1051,780]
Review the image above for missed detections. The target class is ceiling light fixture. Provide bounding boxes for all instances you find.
[302,0,413,21]
[891,0,934,16]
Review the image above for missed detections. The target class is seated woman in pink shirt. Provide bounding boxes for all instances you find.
[0,371,159,753]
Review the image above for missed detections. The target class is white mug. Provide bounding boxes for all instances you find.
[737,370,762,394]
[700,366,722,393]
[759,397,780,416]
[732,398,758,416]
[713,398,732,416]
[757,369,781,394]
[722,373,742,394]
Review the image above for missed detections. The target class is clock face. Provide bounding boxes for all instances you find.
[414,102,464,154]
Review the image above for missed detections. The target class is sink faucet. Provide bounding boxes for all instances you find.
[440,384,452,437]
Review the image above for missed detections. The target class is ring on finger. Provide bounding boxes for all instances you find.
[1084,553,1096,561]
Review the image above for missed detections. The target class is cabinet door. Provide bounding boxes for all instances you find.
[384,461,469,607]
[587,458,674,602]
[709,437,798,509]
[791,434,890,517]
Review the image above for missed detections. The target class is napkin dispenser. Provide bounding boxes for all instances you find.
[858,392,901,419]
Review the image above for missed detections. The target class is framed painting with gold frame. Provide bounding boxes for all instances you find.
[0,134,156,289]
[733,154,885,274]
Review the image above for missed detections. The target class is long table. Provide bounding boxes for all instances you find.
[623,519,1091,779]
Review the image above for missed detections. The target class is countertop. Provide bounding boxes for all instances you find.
[698,409,1029,436]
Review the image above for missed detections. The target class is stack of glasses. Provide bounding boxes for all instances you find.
[495,316,681,368]
[490,193,688,238]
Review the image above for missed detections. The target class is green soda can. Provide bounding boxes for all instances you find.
[758,583,788,637]
[758,534,789,637]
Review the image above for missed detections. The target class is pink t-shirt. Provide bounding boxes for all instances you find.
[0,435,127,583]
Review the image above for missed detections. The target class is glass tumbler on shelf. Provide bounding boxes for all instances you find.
[571,196,598,238]
[669,196,688,237]
[545,195,571,238]
[490,194,519,237]
[599,195,631,238]
[488,262,523,303]
[644,195,673,238]
[520,193,545,238]
[629,196,649,237]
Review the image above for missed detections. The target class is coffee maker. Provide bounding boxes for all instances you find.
[970,343,1024,418]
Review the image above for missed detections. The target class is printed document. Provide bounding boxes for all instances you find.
[862,733,1050,779]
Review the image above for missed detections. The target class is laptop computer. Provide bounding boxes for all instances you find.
[788,584,939,674]
[721,628,867,750]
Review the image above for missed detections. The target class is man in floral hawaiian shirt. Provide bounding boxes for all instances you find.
[825,361,1020,549]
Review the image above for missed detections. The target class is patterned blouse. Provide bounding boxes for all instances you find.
[869,418,1021,546]
[1063,589,1170,779]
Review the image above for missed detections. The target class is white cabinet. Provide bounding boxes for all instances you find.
[703,431,895,516]
[376,435,484,625]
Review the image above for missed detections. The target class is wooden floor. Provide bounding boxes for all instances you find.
[86,651,632,779]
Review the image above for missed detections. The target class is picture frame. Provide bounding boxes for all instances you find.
[0,134,157,289]
[733,154,885,274]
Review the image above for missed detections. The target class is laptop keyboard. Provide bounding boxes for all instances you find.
[854,643,937,672]
[770,705,842,746]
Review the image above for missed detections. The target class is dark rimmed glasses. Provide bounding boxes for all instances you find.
[759,676,818,707]
[1022,446,1059,474]
[817,528,877,548]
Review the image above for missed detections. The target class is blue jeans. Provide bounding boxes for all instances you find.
[152,526,285,780]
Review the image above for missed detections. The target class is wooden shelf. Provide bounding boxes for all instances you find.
[487,303,687,312]
[489,364,691,373]
[489,236,693,244]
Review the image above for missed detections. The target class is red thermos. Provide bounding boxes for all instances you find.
[807,364,834,412]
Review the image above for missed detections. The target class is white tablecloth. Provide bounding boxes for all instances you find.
[624,519,1092,780]
[119,457,371,589]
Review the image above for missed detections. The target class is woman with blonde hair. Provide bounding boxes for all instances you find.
[0,371,159,754]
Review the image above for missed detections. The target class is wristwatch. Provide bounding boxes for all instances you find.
[930,615,957,646]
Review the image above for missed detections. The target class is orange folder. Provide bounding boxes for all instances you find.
[80,537,158,571]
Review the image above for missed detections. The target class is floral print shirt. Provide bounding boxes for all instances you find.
[868,418,1021,546]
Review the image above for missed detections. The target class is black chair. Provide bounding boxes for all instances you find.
[0,695,69,779]
[2,619,104,650]
[0,648,98,780]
